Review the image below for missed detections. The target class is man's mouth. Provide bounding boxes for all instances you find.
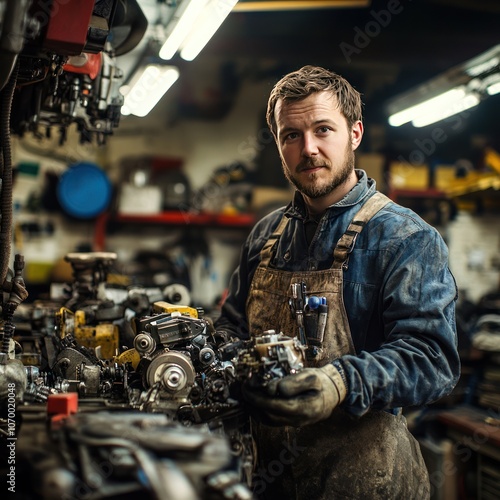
[298,162,325,173]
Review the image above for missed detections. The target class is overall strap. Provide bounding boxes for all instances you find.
[259,215,290,267]
[332,192,392,269]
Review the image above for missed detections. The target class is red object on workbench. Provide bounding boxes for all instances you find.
[47,392,78,417]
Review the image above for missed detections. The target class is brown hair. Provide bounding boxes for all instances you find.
[266,65,363,137]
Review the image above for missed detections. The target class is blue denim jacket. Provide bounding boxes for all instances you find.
[215,170,460,416]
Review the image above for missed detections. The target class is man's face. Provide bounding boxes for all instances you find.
[274,91,363,206]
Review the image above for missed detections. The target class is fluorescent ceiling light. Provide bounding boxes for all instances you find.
[180,0,238,61]
[483,73,500,95]
[159,0,209,60]
[120,64,179,117]
[386,44,500,128]
[487,81,500,95]
[233,0,369,11]
[412,92,480,128]
[158,0,238,62]
[466,57,499,77]
[388,87,467,127]
[465,44,500,76]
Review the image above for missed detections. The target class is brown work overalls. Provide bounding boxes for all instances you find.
[246,193,430,499]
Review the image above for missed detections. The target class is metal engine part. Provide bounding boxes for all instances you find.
[146,350,195,397]
[4,0,148,144]
[13,410,252,500]
[56,306,121,360]
[132,304,240,419]
[63,252,118,309]
[11,293,255,495]
[0,298,258,500]
[47,334,128,401]
[235,330,307,388]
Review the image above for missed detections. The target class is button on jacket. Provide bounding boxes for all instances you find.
[215,169,460,416]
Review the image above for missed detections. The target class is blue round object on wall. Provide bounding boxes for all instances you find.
[57,162,112,219]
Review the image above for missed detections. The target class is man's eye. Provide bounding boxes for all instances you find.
[317,126,331,134]
[284,132,299,141]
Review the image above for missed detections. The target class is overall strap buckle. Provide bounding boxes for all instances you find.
[332,193,391,270]
[334,221,364,269]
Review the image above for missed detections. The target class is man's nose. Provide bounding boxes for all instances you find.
[302,133,319,157]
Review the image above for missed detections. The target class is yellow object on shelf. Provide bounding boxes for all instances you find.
[485,147,500,175]
[434,165,457,190]
[24,262,54,284]
[389,162,429,190]
[443,172,500,197]
[435,148,500,198]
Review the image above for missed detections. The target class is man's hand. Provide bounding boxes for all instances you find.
[243,363,347,427]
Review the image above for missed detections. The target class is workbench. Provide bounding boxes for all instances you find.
[436,405,500,500]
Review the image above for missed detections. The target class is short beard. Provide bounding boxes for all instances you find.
[282,145,356,199]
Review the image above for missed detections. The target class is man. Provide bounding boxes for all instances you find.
[215,65,460,499]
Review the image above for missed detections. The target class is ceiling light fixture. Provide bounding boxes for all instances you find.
[232,0,369,11]
[120,64,179,117]
[487,82,500,96]
[484,73,500,96]
[159,0,210,60]
[411,92,480,128]
[159,0,238,62]
[180,0,238,61]
[386,44,500,128]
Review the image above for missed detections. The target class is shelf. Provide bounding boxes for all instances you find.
[112,211,256,226]
[438,405,500,449]
[93,211,256,251]
[388,188,448,200]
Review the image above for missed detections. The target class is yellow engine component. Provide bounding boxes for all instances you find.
[56,307,119,359]
[114,348,141,370]
[55,307,74,338]
[75,323,119,360]
[152,301,199,318]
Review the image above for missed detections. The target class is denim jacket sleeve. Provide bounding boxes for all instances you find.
[335,224,460,417]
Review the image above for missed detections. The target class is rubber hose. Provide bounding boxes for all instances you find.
[1,318,14,354]
[0,62,19,287]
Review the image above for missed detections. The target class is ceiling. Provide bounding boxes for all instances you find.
[124,0,500,161]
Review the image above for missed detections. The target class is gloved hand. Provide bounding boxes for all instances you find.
[242,363,347,427]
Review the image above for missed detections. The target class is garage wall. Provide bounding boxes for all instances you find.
[447,212,500,304]
[104,78,273,189]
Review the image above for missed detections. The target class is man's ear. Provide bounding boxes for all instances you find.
[351,120,363,150]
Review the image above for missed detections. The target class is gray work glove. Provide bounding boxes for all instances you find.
[243,363,347,427]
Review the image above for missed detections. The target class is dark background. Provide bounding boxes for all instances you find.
[163,0,500,163]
